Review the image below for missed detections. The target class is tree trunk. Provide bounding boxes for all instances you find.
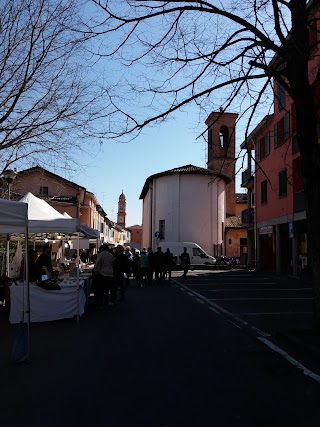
[287,61,320,331]
[286,0,320,331]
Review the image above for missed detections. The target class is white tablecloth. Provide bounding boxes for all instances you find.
[9,279,86,324]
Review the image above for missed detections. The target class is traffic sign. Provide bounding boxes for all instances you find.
[155,231,160,238]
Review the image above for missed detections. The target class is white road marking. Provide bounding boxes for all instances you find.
[173,278,320,384]
[257,337,320,384]
[209,297,313,301]
[234,312,313,316]
[173,280,270,338]
[197,288,312,292]
[187,292,194,297]
[195,298,205,304]
[189,283,279,286]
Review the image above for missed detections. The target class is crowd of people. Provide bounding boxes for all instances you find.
[19,242,192,312]
[92,244,191,310]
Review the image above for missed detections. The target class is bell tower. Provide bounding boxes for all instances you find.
[117,191,126,227]
[206,111,238,217]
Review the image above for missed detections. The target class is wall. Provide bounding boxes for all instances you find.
[14,171,77,198]
[142,173,226,255]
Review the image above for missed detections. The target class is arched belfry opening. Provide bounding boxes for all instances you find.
[219,125,229,149]
[205,111,238,217]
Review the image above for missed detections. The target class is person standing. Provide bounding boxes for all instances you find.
[20,249,39,282]
[139,248,148,287]
[36,246,54,280]
[124,246,133,287]
[164,248,174,281]
[180,247,191,280]
[94,244,114,310]
[132,249,141,286]
[147,247,155,286]
[114,245,129,301]
[154,246,165,283]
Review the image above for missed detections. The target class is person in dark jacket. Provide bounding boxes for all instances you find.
[94,244,114,309]
[154,247,165,283]
[180,247,191,280]
[147,247,155,286]
[36,246,54,280]
[114,245,129,301]
[20,249,39,282]
[132,249,141,286]
[164,248,174,281]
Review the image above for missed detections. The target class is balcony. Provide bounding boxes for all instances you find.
[241,168,254,188]
[241,208,255,224]
[294,191,305,212]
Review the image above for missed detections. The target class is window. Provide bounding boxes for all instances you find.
[100,223,104,233]
[284,112,290,140]
[265,131,270,156]
[257,139,261,161]
[274,122,278,148]
[279,169,287,197]
[258,132,270,161]
[274,118,285,148]
[159,220,165,240]
[219,126,229,148]
[193,248,206,257]
[39,186,48,197]
[261,180,268,204]
[277,84,286,111]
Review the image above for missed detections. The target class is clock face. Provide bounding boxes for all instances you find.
[118,216,124,223]
[119,203,124,211]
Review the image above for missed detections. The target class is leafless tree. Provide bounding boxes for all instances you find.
[85,0,320,328]
[0,0,105,176]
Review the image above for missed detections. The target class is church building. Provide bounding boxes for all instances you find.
[139,110,247,260]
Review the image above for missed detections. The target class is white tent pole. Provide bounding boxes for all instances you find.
[6,235,10,277]
[76,231,80,324]
[25,226,31,361]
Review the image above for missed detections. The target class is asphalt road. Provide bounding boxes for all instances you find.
[173,269,313,333]
[1,274,320,426]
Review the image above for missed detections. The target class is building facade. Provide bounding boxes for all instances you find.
[3,166,130,247]
[140,164,229,255]
[240,6,320,274]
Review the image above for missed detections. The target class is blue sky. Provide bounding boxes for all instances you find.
[73,108,208,226]
[71,106,246,227]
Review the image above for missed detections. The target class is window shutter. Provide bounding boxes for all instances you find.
[284,112,290,139]
[265,131,270,156]
[274,122,278,148]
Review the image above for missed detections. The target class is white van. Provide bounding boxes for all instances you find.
[158,241,216,266]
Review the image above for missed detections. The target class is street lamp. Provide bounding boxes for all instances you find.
[1,169,17,200]
[1,169,17,277]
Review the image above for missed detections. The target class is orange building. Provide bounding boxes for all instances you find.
[240,7,320,273]
[127,224,142,248]
[9,166,105,232]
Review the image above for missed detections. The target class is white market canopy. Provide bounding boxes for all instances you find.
[0,193,98,238]
[0,199,28,233]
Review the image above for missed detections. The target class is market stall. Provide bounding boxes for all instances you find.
[9,278,86,324]
[1,193,98,324]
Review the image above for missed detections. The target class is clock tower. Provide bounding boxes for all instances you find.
[117,191,126,227]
